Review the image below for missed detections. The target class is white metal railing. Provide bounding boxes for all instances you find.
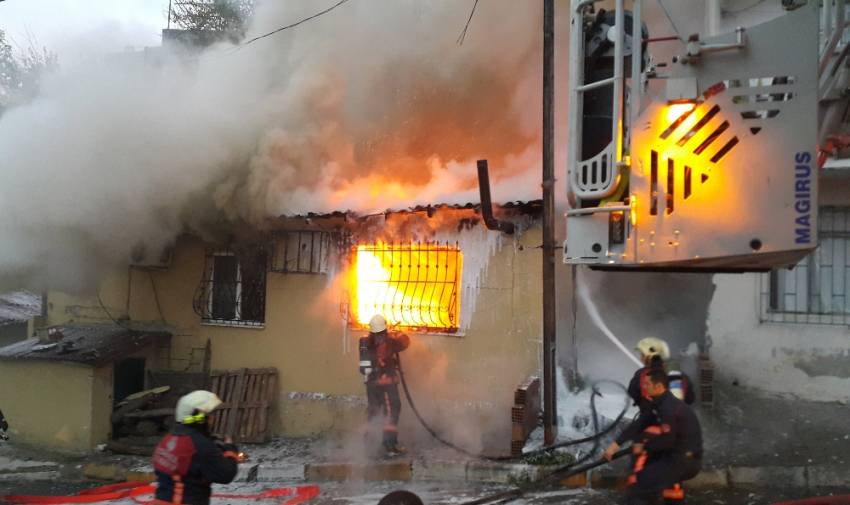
[567,0,629,201]
[819,0,849,79]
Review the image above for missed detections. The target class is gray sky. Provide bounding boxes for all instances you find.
[0,0,165,61]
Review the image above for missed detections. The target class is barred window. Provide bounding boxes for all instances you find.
[193,248,267,327]
[761,207,850,325]
[353,242,462,333]
[271,231,332,274]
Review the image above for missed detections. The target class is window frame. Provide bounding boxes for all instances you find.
[270,230,334,275]
[350,242,463,335]
[761,206,850,325]
[195,247,268,328]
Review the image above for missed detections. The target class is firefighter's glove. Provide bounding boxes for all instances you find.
[604,442,620,461]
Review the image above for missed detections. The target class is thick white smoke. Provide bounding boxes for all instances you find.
[0,1,545,291]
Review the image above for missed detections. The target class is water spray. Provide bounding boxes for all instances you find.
[576,273,643,368]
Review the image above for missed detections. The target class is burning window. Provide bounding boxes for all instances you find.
[353,242,462,333]
[193,248,267,327]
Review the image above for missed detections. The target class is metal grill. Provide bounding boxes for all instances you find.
[193,247,268,327]
[354,242,462,333]
[760,207,850,325]
[270,231,334,274]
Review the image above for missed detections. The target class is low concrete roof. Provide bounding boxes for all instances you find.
[0,324,170,367]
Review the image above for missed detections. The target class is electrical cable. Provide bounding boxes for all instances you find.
[460,447,632,505]
[147,270,167,324]
[397,356,631,463]
[240,0,353,47]
[97,290,135,332]
[656,0,685,43]
[457,0,480,45]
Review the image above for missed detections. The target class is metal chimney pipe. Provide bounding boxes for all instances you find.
[476,159,515,235]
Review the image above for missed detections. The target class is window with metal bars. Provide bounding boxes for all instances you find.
[270,231,333,274]
[193,247,267,327]
[760,207,850,325]
[353,242,462,333]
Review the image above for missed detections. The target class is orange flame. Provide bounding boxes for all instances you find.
[665,103,696,124]
[353,243,462,331]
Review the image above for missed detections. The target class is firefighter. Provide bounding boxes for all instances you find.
[152,390,239,505]
[629,337,694,412]
[359,314,410,457]
[604,367,703,505]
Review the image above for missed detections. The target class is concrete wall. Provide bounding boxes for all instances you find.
[708,273,850,400]
[0,360,102,452]
[47,219,543,450]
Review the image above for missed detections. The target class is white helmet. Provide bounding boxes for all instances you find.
[175,390,222,425]
[369,314,388,333]
[635,337,670,361]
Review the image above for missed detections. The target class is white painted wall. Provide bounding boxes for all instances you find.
[708,272,850,401]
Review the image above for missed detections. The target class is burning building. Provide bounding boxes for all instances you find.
[0,201,544,453]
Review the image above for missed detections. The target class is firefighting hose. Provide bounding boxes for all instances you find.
[396,356,631,463]
[460,447,632,505]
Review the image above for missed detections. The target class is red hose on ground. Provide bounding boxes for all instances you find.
[1,484,154,504]
[1,484,320,505]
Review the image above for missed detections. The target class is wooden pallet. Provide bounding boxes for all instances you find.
[209,367,278,443]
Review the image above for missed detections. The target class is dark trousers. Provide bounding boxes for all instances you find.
[626,453,701,505]
[366,382,401,448]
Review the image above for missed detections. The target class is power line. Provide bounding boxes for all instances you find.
[657,0,684,43]
[240,0,353,47]
[457,0,480,45]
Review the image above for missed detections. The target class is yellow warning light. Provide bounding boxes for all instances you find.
[630,195,638,226]
[665,102,696,123]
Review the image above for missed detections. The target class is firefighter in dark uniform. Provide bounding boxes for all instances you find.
[360,314,410,457]
[152,390,239,505]
[605,368,703,505]
[629,337,695,412]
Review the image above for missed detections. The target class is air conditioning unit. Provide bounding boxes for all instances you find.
[130,244,173,270]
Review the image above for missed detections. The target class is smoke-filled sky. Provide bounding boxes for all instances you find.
[0,1,557,290]
[0,0,163,61]
[0,0,778,294]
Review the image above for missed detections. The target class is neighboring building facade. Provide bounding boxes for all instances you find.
[0,291,42,348]
[0,325,168,452]
[43,203,543,452]
[708,177,850,400]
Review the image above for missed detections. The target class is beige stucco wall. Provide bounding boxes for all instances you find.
[47,220,543,451]
[0,360,106,452]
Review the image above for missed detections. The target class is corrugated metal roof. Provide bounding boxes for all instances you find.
[0,291,41,327]
[282,200,543,219]
[0,325,170,367]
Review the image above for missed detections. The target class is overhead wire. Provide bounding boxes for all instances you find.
[240,0,353,47]
[457,0,481,45]
[656,0,685,43]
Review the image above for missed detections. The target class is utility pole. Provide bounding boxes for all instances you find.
[542,0,558,445]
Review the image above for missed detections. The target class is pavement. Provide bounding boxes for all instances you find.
[2,386,850,503]
[2,478,850,504]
